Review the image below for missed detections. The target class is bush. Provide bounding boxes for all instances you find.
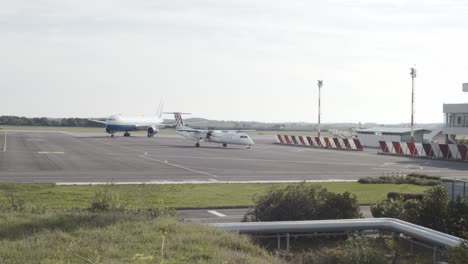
[370,198,404,219]
[243,183,361,222]
[290,237,387,264]
[447,240,468,264]
[89,186,123,211]
[387,192,424,201]
[358,174,440,186]
[371,185,468,238]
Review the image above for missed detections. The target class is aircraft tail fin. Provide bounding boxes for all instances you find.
[163,112,191,129]
[156,100,164,119]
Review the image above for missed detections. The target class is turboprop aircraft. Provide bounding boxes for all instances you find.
[165,112,255,148]
[89,104,167,138]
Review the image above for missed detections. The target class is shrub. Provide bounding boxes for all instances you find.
[89,186,123,211]
[371,185,468,238]
[447,240,468,264]
[243,183,361,222]
[358,174,440,186]
[290,237,387,264]
[322,192,362,219]
[370,198,404,219]
[387,192,424,201]
[2,190,28,212]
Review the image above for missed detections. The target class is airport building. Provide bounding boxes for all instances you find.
[355,127,431,147]
[438,83,468,143]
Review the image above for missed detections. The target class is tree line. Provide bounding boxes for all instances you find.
[0,116,104,127]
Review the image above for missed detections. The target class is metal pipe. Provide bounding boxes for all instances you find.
[210,218,462,247]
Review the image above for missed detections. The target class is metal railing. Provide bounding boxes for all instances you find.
[210,218,462,247]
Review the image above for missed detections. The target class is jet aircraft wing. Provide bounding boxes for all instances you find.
[177,128,205,133]
[88,119,107,124]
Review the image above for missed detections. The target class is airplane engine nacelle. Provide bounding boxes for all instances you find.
[147,126,159,137]
[105,127,114,134]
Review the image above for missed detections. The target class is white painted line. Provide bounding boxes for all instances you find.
[37,152,65,154]
[136,154,380,167]
[3,131,7,152]
[55,179,358,185]
[140,155,218,178]
[207,210,226,217]
[208,179,218,182]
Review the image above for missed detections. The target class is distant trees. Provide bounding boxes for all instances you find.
[243,183,362,222]
[0,116,104,127]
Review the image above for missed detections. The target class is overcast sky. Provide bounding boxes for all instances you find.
[1,0,468,123]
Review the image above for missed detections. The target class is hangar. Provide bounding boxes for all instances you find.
[355,127,431,147]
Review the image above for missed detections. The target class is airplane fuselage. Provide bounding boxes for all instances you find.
[176,130,254,146]
[105,115,163,134]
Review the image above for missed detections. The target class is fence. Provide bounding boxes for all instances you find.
[443,179,468,201]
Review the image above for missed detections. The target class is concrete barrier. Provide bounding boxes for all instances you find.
[378,140,468,162]
[276,135,363,151]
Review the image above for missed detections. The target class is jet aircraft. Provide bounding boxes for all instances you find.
[89,104,167,137]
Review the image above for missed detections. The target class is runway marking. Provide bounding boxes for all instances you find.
[37,152,65,154]
[208,179,218,182]
[139,155,218,178]
[141,154,383,167]
[207,210,226,217]
[26,139,45,141]
[3,131,7,152]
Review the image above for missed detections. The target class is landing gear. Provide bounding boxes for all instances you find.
[195,142,200,147]
[247,145,251,149]
[223,143,227,147]
[124,132,130,137]
[110,134,115,138]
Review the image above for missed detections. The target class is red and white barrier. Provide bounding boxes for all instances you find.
[276,135,363,151]
[378,140,468,161]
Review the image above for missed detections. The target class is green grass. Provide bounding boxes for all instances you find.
[0,212,282,264]
[0,183,430,209]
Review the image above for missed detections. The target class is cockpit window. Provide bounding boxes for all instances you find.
[240,135,248,138]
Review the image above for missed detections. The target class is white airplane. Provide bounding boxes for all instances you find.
[89,104,167,138]
[166,112,255,148]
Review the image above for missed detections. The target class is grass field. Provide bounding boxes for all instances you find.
[0,182,430,209]
[0,213,282,264]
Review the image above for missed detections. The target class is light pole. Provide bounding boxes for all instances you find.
[410,67,417,142]
[317,80,323,137]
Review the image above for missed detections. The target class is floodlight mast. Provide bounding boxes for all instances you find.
[317,80,323,137]
[410,67,417,142]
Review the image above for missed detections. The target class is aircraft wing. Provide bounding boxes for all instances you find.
[88,119,107,124]
[177,128,205,133]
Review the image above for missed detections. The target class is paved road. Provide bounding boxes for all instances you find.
[0,130,467,183]
[177,206,373,223]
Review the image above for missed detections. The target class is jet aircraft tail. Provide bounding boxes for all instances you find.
[156,100,164,119]
[163,112,191,130]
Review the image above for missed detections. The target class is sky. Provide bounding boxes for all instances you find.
[1,0,468,123]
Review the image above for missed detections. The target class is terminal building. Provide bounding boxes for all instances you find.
[440,83,468,143]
